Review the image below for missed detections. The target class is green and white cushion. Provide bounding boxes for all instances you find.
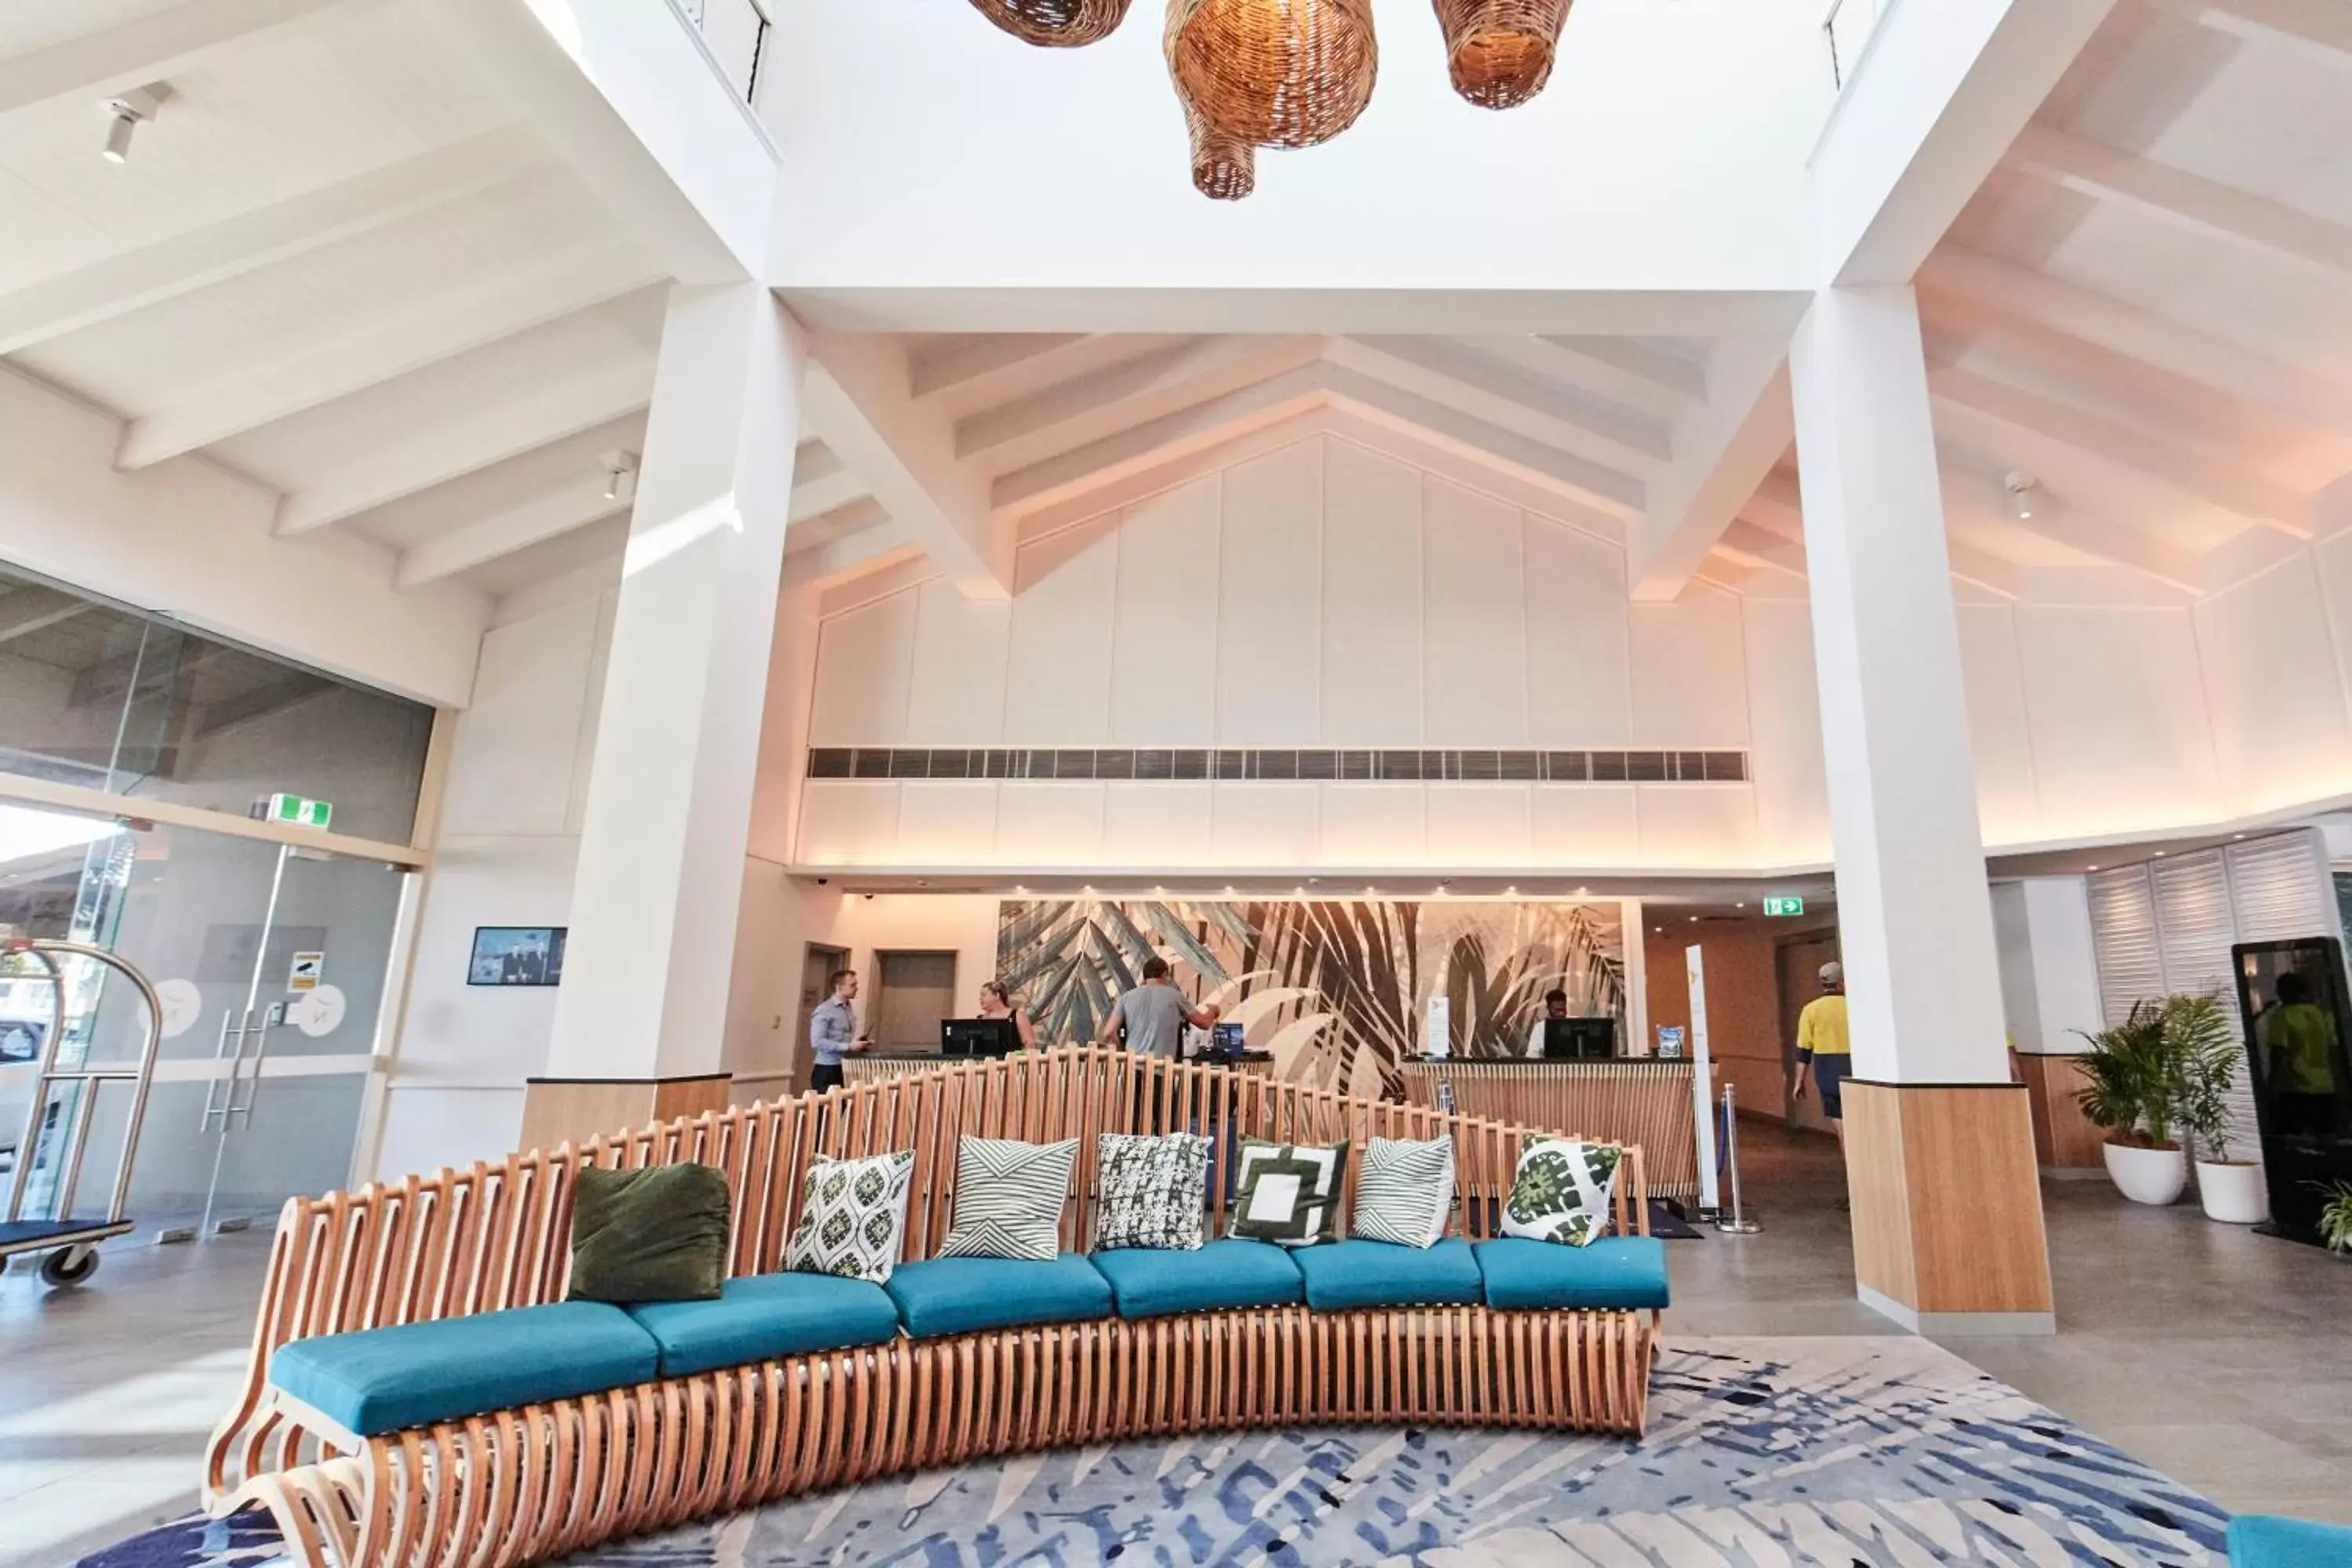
[1092,1132,1210,1251]
[938,1135,1077,1261]
[1500,1138,1622,1247]
[1228,1138,1347,1247]
[1352,1135,1455,1247]
[783,1149,914,1282]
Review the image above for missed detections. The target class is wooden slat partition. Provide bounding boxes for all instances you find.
[1397,1059,1700,1200]
[205,1047,1658,1568]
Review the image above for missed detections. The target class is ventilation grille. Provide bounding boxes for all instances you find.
[808,747,1750,783]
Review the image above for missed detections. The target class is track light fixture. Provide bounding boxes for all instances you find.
[100,84,166,164]
[601,449,640,504]
[2002,469,2039,522]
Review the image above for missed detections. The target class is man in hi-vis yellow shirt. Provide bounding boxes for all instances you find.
[1791,961,1850,1141]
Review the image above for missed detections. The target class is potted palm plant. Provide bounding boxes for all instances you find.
[2074,1000,2189,1205]
[2169,994,2267,1224]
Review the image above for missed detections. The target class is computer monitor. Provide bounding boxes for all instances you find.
[941,1018,1019,1058]
[1542,1017,1617,1061]
[1210,1021,1246,1056]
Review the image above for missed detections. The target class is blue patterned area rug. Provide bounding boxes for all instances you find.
[80,1336,2227,1567]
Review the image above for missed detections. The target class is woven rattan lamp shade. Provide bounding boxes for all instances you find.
[1167,0,1378,149]
[1435,0,1570,108]
[1182,98,1256,198]
[969,0,1132,46]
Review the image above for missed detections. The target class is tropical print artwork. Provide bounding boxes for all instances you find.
[996,898,1626,1094]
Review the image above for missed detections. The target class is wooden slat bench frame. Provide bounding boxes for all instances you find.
[205,1047,1657,1568]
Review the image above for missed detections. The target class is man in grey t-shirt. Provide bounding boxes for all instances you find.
[1100,956,1219,1058]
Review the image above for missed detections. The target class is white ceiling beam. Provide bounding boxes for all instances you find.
[1931,366,2314,535]
[1323,336,1672,476]
[909,334,1090,400]
[0,0,337,115]
[804,331,1010,598]
[1319,365,1646,520]
[954,336,1325,474]
[786,494,888,552]
[2146,0,2352,61]
[394,478,627,590]
[1919,247,2352,439]
[1948,472,2203,592]
[1717,519,1809,580]
[0,126,543,357]
[1530,336,1708,408]
[1743,477,2023,598]
[788,466,872,526]
[276,361,652,535]
[783,516,924,592]
[2008,123,2352,278]
[1628,336,1792,601]
[1817,0,2118,283]
[118,246,658,469]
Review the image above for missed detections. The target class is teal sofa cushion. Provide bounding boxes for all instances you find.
[884,1252,1112,1339]
[1474,1236,1671,1311]
[1091,1238,1304,1319]
[2230,1515,2352,1568]
[1292,1237,1482,1310]
[626,1272,901,1377]
[268,1301,658,1437]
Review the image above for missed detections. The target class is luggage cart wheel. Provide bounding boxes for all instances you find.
[39,1244,99,1288]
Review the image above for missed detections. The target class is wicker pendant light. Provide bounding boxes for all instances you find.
[1167,0,1378,149]
[1183,98,1256,199]
[1433,0,1570,109]
[968,0,1132,46]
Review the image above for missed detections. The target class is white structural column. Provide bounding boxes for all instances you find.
[539,282,803,1108]
[1791,287,2008,1085]
[1790,286,2053,1331]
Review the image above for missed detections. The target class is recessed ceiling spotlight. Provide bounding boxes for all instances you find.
[1221,884,1236,897]
[601,448,640,503]
[1688,915,1698,923]
[100,84,165,164]
[2086,865,2100,873]
[1737,902,1746,909]
[1573,886,1588,897]
[1014,885,1029,895]
[2233,833,2246,840]
[2002,469,2039,522]
[2152,849,2165,858]
[1504,884,1519,895]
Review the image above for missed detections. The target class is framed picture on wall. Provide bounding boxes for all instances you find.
[469,927,567,987]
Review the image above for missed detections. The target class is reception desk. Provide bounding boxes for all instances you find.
[844,1048,1275,1089]
[1397,1058,1700,1200]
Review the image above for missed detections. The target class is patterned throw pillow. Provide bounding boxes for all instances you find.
[1500,1138,1622,1247]
[939,1135,1078,1261]
[1229,1138,1348,1247]
[1092,1132,1210,1251]
[783,1149,915,1282]
[1352,1136,1456,1247]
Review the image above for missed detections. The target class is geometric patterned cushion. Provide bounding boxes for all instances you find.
[1091,1132,1209,1251]
[1499,1138,1621,1247]
[1227,1138,1347,1246]
[1351,1135,1454,1247]
[782,1150,914,1283]
[938,1136,1077,1261]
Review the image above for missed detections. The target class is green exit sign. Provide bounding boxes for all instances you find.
[264,793,332,830]
[1762,895,1805,917]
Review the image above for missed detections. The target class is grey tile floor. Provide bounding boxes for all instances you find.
[2,1123,2347,1566]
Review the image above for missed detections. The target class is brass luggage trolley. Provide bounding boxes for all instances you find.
[0,938,164,1287]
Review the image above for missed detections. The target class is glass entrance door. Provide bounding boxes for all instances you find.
[0,805,411,1239]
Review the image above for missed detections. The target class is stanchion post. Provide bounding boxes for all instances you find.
[1716,1081,1762,1235]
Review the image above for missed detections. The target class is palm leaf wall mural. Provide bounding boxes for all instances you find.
[997,898,1626,1093]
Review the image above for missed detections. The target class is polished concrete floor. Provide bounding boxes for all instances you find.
[2,1123,2348,1566]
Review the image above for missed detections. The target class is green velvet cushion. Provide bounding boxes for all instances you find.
[268,1302,659,1437]
[883,1252,1112,1339]
[1291,1236,1483,1309]
[568,1163,731,1305]
[1091,1238,1305,1319]
[1474,1236,1670,1311]
[2229,1515,2352,1568]
[626,1272,902,1377]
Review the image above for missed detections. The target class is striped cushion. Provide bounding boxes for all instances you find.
[1352,1136,1454,1247]
[938,1136,1077,1261]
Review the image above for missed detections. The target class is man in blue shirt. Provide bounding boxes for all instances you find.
[808,969,869,1093]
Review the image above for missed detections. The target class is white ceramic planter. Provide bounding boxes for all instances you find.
[2103,1141,2188,1206]
[2195,1159,2268,1224]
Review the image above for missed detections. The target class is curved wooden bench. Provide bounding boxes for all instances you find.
[205,1046,1658,1568]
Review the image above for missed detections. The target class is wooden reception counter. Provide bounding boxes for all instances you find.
[843,1049,1276,1088]
[1397,1058,1700,1200]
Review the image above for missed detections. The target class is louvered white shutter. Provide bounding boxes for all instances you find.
[2087,866,2162,1028]
[2153,851,2253,1158]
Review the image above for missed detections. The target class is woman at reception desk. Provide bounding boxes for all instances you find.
[1397,1014,1701,1203]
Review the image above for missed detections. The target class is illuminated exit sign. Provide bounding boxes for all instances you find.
[260,793,332,830]
[1762,895,1805,917]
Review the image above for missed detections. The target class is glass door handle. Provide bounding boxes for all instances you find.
[199,1008,240,1131]
[230,1007,267,1125]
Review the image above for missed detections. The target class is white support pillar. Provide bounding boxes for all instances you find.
[1791,286,2053,1332]
[529,282,803,1142]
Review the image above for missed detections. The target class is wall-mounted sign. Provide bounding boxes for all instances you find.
[1657,1025,1685,1059]
[1762,895,1806,917]
[287,951,325,992]
[261,793,333,830]
[470,927,567,987]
